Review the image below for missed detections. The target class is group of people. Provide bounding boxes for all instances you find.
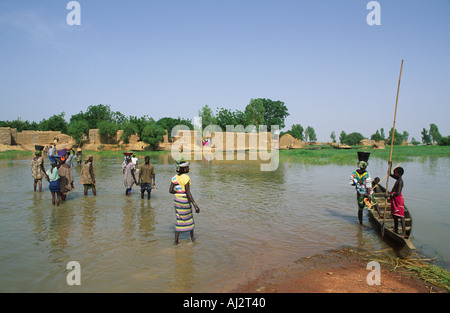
[122,154,156,199]
[31,147,97,206]
[32,149,201,244]
[350,155,406,237]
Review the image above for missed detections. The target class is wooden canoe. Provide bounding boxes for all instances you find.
[367,192,415,253]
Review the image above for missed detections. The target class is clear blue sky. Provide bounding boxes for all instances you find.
[1,0,449,142]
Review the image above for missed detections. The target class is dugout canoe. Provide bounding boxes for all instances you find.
[367,192,415,253]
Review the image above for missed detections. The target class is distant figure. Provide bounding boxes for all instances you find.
[123,156,137,196]
[387,165,406,237]
[46,156,61,206]
[31,151,49,192]
[138,156,156,199]
[131,154,138,167]
[80,155,96,196]
[48,144,56,165]
[65,148,75,168]
[76,148,83,165]
[169,160,200,245]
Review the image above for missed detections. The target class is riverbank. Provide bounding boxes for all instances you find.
[234,248,449,293]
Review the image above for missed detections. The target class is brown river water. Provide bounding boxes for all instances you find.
[0,153,448,292]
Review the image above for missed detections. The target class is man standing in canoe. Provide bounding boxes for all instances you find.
[387,165,406,237]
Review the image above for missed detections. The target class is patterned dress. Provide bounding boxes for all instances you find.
[172,174,195,232]
[31,156,44,181]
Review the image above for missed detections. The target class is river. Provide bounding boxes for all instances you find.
[0,152,448,292]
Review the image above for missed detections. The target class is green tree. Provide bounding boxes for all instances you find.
[83,104,114,129]
[371,130,382,141]
[39,113,68,133]
[141,121,166,150]
[244,99,265,129]
[198,104,217,130]
[438,136,450,146]
[304,126,317,142]
[343,132,365,146]
[386,128,404,145]
[98,120,119,137]
[157,117,193,138]
[291,124,304,141]
[330,131,336,143]
[429,123,442,144]
[261,98,289,131]
[67,120,89,144]
[339,131,347,144]
[421,128,431,145]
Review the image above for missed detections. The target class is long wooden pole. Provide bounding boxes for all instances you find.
[382,59,404,240]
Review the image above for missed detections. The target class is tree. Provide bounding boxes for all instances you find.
[244,99,265,129]
[330,131,336,143]
[304,126,317,142]
[198,104,217,130]
[410,137,420,146]
[429,123,442,144]
[421,128,431,145]
[39,113,68,133]
[371,130,382,141]
[98,120,119,137]
[140,121,166,150]
[291,124,304,141]
[339,131,347,144]
[261,98,289,131]
[67,120,89,144]
[157,117,193,138]
[386,128,405,146]
[438,136,450,146]
[344,132,365,146]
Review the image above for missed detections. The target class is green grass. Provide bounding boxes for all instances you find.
[279,145,450,165]
[0,150,32,159]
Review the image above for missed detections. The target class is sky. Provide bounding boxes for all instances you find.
[0,0,449,142]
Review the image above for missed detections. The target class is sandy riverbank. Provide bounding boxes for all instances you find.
[233,248,447,293]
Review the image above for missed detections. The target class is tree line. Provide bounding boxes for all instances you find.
[280,123,448,146]
[1,101,447,147]
[0,98,291,149]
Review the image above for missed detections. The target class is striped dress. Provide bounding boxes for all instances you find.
[172,174,195,232]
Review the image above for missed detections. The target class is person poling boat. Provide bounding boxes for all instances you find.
[385,163,407,238]
[349,152,382,224]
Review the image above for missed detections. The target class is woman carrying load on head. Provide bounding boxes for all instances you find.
[31,150,49,192]
[80,155,96,196]
[169,160,200,245]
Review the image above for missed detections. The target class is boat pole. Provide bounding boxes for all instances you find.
[382,59,404,240]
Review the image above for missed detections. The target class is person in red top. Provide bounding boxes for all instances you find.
[388,165,406,237]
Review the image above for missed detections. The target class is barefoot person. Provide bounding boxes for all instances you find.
[123,156,137,196]
[31,151,49,192]
[56,152,74,202]
[80,155,96,196]
[350,160,374,224]
[388,165,406,237]
[169,160,200,245]
[46,156,61,206]
[138,156,156,199]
